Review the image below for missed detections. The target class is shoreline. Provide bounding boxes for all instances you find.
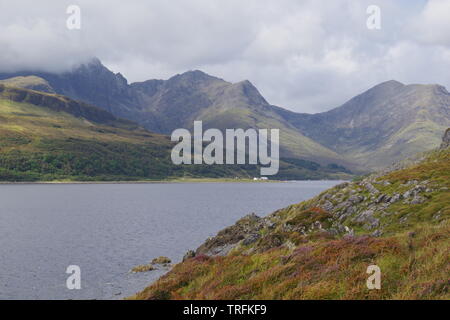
[0,178,351,185]
[0,178,289,185]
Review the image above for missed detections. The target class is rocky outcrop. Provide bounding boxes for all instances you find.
[151,256,171,265]
[187,157,440,259]
[441,128,450,149]
[131,256,172,273]
[195,213,267,257]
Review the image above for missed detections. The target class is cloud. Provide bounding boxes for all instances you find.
[411,0,450,46]
[0,0,448,113]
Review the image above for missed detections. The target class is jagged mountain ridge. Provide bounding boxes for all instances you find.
[276,80,450,169]
[2,59,449,171]
[0,62,353,169]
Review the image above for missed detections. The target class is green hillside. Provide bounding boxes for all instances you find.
[0,76,55,93]
[132,137,450,300]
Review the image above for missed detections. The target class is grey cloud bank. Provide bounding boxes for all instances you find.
[0,0,449,113]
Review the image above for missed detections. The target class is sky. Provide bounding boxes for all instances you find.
[0,0,449,113]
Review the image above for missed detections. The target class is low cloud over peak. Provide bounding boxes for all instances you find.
[0,0,448,113]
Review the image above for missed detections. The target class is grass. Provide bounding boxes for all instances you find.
[131,222,449,300]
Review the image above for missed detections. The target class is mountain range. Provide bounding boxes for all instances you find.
[0,84,350,181]
[1,58,449,175]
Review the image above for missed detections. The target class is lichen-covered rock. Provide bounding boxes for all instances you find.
[353,209,375,224]
[360,181,379,194]
[320,200,334,212]
[348,195,364,204]
[390,193,402,203]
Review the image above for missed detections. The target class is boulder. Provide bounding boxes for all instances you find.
[196,213,265,256]
[348,195,364,204]
[390,193,402,203]
[353,209,375,223]
[361,181,379,194]
[320,200,334,212]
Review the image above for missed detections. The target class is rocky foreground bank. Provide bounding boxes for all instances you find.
[130,129,450,300]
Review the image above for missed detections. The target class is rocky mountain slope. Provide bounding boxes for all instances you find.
[132,129,449,300]
[2,59,449,173]
[277,80,450,170]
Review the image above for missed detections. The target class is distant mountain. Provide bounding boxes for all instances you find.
[0,59,137,118]
[2,59,449,172]
[129,70,353,169]
[275,80,450,169]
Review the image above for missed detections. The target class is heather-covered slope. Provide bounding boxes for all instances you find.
[132,132,450,300]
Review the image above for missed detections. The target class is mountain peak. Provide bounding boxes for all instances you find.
[336,79,405,111]
[86,57,103,67]
[70,57,109,74]
[370,79,404,92]
[183,70,209,77]
[173,70,225,83]
[115,72,128,85]
[229,80,268,106]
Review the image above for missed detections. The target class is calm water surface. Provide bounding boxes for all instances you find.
[0,181,342,299]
